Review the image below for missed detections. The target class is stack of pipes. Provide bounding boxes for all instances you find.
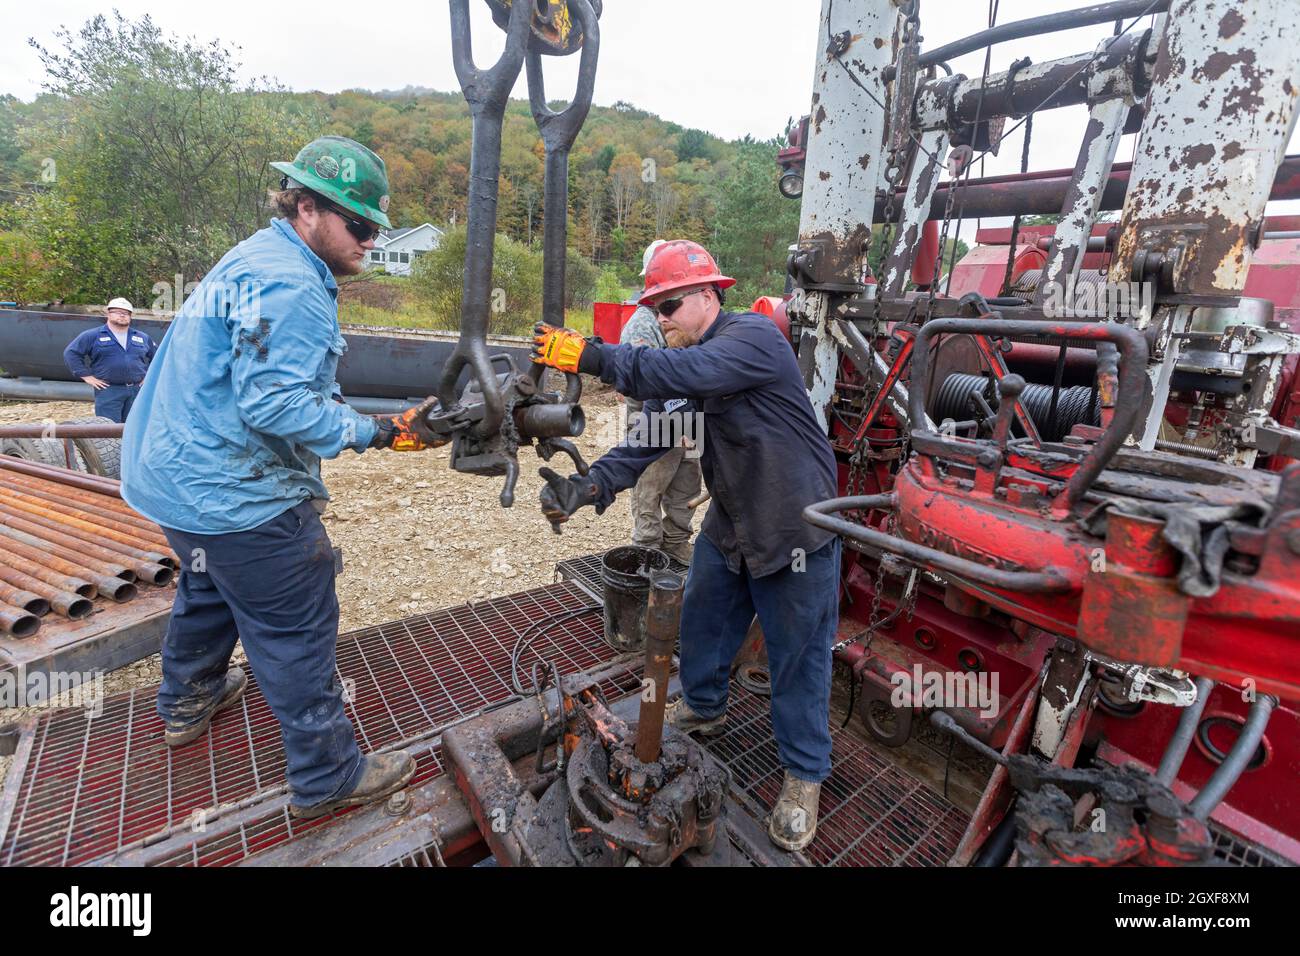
[0,455,177,638]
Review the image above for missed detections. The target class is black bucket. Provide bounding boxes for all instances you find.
[601,546,671,652]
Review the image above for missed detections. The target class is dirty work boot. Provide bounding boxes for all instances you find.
[769,772,822,852]
[661,539,694,565]
[290,752,417,820]
[164,667,248,748]
[665,697,727,737]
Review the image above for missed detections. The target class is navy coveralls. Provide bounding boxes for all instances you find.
[587,311,841,781]
[63,323,157,422]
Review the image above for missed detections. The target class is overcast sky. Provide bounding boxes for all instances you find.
[3,0,1297,226]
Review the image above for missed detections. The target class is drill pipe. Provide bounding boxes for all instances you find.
[0,600,40,638]
[0,579,49,616]
[0,504,175,569]
[0,454,122,497]
[0,554,95,598]
[0,489,171,548]
[0,472,146,520]
[0,562,92,618]
[635,571,685,765]
[0,476,161,532]
[0,523,153,585]
[0,520,141,599]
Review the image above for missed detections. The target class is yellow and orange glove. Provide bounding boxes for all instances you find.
[531,324,601,375]
[371,396,447,452]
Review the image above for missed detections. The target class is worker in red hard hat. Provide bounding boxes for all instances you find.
[531,239,840,852]
[618,239,701,564]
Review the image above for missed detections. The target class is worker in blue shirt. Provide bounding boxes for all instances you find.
[63,298,157,422]
[122,136,440,819]
[530,240,841,853]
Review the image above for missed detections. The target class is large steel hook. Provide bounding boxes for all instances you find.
[525,0,600,403]
[438,0,533,438]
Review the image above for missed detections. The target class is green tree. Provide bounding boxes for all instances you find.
[0,231,62,305]
[409,225,543,335]
[22,12,324,303]
[710,140,799,304]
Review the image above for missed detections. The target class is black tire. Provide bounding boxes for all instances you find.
[59,416,121,479]
[1,436,85,470]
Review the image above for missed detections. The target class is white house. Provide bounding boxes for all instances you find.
[367,223,444,276]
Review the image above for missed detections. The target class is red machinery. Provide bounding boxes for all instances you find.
[786,0,1300,866]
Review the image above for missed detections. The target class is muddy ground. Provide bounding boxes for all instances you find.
[1,382,707,780]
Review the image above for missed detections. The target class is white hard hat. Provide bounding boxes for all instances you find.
[640,239,668,277]
[106,297,134,314]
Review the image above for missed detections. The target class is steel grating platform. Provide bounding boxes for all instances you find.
[1,562,970,867]
[0,582,636,866]
[698,684,970,867]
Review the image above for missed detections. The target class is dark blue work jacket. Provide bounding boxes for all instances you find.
[64,324,157,385]
[588,310,837,578]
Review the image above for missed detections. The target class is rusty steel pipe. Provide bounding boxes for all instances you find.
[0,579,50,616]
[0,528,137,600]
[0,506,169,577]
[634,571,684,765]
[0,600,40,638]
[0,483,168,542]
[0,454,123,497]
[0,543,98,598]
[0,499,174,559]
[0,473,158,524]
[0,522,147,582]
[0,423,124,440]
[0,563,91,618]
[0,554,96,598]
[0,472,145,520]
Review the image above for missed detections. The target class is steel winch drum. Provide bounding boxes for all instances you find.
[600,546,670,652]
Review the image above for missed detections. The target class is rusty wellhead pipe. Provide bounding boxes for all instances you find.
[634,570,684,765]
[0,485,170,545]
[0,600,41,638]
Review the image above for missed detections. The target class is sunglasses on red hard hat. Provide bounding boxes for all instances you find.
[654,288,710,317]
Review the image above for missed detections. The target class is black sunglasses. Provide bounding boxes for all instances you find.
[654,288,708,317]
[319,199,381,243]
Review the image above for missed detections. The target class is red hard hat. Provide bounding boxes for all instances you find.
[638,240,736,305]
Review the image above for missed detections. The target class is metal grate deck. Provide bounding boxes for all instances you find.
[555,550,689,602]
[0,582,636,867]
[700,684,970,867]
[1210,823,1289,867]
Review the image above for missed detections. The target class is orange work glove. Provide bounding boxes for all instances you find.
[371,396,446,451]
[532,324,599,375]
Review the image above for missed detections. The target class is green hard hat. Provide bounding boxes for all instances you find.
[271,135,392,229]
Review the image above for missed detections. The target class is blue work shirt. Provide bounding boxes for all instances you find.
[588,310,837,578]
[63,324,156,385]
[121,218,378,534]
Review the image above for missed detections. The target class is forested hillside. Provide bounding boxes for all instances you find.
[0,13,801,316]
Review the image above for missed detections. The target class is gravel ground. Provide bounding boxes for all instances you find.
[0,381,703,783]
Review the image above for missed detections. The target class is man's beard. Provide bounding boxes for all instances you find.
[664,328,697,348]
[310,222,365,277]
